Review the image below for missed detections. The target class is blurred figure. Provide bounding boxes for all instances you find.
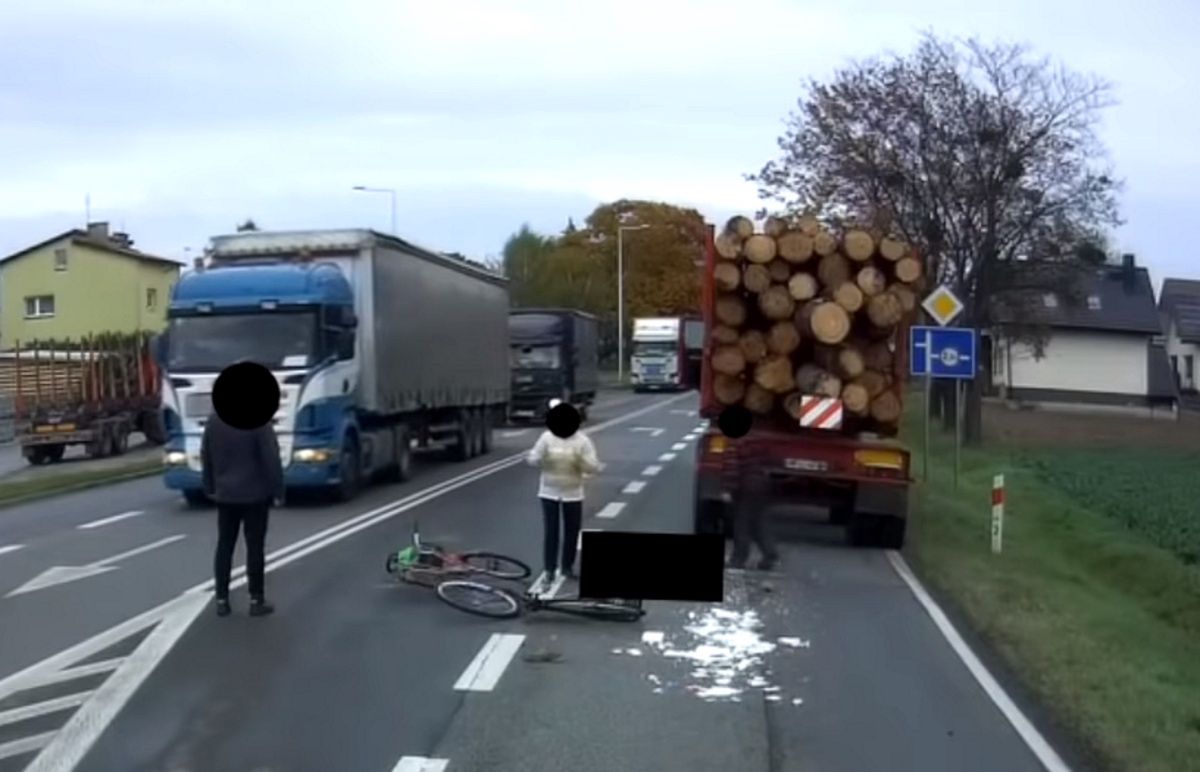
[728,468,779,571]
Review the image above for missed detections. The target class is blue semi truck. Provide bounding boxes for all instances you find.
[156,229,510,506]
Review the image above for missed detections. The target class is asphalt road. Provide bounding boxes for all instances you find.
[0,390,1062,772]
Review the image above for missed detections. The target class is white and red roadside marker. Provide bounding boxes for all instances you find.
[991,474,1005,554]
[797,396,843,430]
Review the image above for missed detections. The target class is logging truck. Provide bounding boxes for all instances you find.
[631,316,703,391]
[508,309,599,422]
[694,215,916,549]
[4,334,166,465]
[157,229,510,506]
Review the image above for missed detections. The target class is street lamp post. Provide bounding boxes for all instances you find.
[352,186,397,234]
[617,224,650,384]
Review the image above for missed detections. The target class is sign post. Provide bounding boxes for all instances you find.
[991,474,1005,554]
[912,285,971,487]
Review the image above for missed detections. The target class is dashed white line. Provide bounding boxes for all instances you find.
[886,551,1073,772]
[77,510,145,530]
[454,633,525,692]
[0,690,93,727]
[683,434,698,441]
[642,465,663,476]
[392,758,449,772]
[622,481,646,494]
[595,502,626,519]
[658,452,676,462]
[671,443,686,451]
[0,544,24,557]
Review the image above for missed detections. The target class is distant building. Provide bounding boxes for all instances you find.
[987,254,1177,418]
[1158,278,1200,394]
[0,222,181,348]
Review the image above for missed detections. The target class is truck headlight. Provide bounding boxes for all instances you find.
[163,451,187,466]
[293,448,331,463]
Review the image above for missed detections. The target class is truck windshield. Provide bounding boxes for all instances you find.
[634,342,677,356]
[511,345,560,369]
[167,312,317,371]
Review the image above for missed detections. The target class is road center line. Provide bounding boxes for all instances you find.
[658,452,676,462]
[595,502,625,519]
[392,758,449,772]
[682,434,698,441]
[453,633,525,692]
[77,511,145,530]
[642,465,662,476]
[0,545,24,557]
[886,551,1072,772]
[622,481,646,494]
[671,443,686,451]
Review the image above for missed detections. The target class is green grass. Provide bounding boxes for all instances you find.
[0,458,162,508]
[906,413,1200,772]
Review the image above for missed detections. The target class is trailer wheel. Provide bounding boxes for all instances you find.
[449,412,471,462]
[45,445,65,464]
[25,447,51,466]
[846,513,874,547]
[111,428,130,456]
[468,411,483,459]
[479,409,494,455]
[877,516,907,550]
[829,501,853,526]
[88,427,111,459]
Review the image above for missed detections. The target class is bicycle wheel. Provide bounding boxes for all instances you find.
[436,580,521,619]
[539,598,645,622]
[461,552,531,580]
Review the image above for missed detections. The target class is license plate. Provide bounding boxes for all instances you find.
[784,458,827,472]
[185,393,213,417]
[515,375,534,384]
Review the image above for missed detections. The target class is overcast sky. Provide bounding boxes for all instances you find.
[1,0,1196,289]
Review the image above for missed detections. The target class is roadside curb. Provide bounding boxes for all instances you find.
[0,462,162,510]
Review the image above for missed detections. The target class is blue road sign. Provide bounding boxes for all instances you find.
[910,326,977,379]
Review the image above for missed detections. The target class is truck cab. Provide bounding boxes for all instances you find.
[159,258,360,505]
[630,317,686,391]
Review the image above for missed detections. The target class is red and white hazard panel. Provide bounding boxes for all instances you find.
[797,396,843,430]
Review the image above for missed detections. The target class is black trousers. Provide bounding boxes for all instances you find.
[540,497,582,574]
[214,500,270,600]
[730,475,778,566]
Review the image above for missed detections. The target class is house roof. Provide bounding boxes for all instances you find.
[0,229,182,269]
[1159,278,1200,343]
[993,263,1162,335]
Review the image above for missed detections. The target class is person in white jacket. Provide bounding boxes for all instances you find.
[526,400,603,582]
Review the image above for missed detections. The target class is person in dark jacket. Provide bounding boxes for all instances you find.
[201,413,284,617]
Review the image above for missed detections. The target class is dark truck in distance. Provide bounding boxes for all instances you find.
[508,309,599,422]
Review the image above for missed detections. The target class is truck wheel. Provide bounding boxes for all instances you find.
[25,447,49,466]
[111,428,130,456]
[183,490,210,508]
[89,428,111,459]
[336,438,362,501]
[846,513,875,547]
[449,412,471,462]
[468,411,483,459]
[45,445,66,463]
[382,427,412,483]
[877,516,907,550]
[479,409,494,454]
[142,411,167,445]
[829,502,852,526]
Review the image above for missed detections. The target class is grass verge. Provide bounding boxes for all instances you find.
[0,458,163,508]
[905,415,1200,772]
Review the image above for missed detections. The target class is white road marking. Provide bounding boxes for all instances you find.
[642,465,663,476]
[454,633,525,691]
[641,631,665,645]
[393,757,449,772]
[499,430,529,438]
[658,452,676,462]
[669,409,698,416]
[630,427,664,437]
[76,510,145,530]
[887,551,1073,772]
[2,394,695,756]
[0,690,93,727]
[622,481,646,494]
[6,535,187,597]
[683,434,698,441]
[0,544,24,557]
[546,572,566,599]
[672,443,686,451]
[25,659,123,689]
[0,731,55,762]
[595,502,626,519]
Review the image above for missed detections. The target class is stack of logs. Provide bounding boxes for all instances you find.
[709,214,922,435]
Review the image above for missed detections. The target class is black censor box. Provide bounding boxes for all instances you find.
[578,531,724,603]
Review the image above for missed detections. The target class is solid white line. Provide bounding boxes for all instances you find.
[658,452,676,462]
[25,591,210,772]
[454,633,525,692]
[77,510,145,530]
[622,481,646,494]
[24,658,124,689]
[642,465,662,476]
[886,551,1073,772]
[671,443,686,451]
[0,690,92,727]
[392,757,449,772]
[499,430,528,438]
[91,535,185,567]
[595,502,625,519]
[0,544,24,557]
[0,731,56,761]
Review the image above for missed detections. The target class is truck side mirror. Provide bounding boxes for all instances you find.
[337,330,356,360]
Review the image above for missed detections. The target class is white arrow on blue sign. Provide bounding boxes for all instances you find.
[910,326,977,380]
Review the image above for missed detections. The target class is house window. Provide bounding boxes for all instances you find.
[24,295,55,318]
[53,248,68,271]
[1042,293,1058,308]
[1187,355,1195,383]
[1086,295,1101,310]
[147,288,158,309]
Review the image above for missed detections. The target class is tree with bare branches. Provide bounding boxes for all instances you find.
[750,33,1121,442]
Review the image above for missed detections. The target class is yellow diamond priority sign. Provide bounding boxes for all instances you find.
[921,285,964,327]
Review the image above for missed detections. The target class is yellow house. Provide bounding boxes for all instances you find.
[0,222,181,348]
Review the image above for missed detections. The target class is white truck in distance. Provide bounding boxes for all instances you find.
[631,317,688,391]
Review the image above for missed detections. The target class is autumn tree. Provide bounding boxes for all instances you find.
[750,33,1120,442]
